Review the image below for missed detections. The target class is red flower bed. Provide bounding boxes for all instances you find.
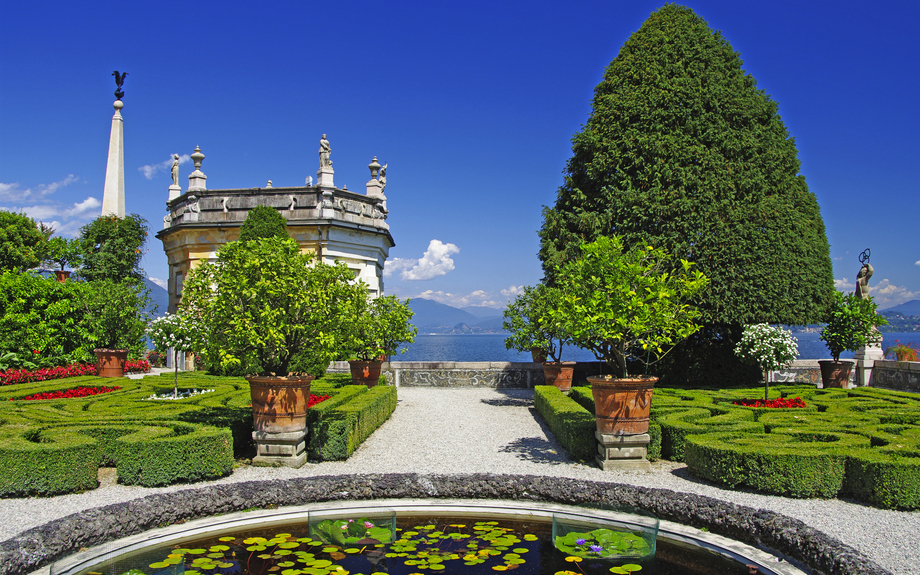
[308,394,331,408]
[1,363,97,386]
[11,385,121,401]
[125,359,151,374]
[733,397,807,409]
[1,359,150,386]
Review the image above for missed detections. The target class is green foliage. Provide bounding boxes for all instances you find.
[77,279,152,353]
[550,236,708,377]
[538,5,834,329]
[307,385,397,461]
[503,284,571,362]
[821,291,888,361]
[0,270,93,363]
[344,294,417,361]
[182,237,359,376]
[43,236,84,271]
[533,385,596,461]
[312,518,394,545]
[0,210,46,272]
[77,214,148,282]
[238,205,290,242]
[147,312,204,396]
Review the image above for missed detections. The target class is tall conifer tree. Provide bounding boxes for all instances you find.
[539,4,834,383]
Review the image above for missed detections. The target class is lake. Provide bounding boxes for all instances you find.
[394,332,920,362]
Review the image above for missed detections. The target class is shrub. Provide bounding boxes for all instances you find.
[534,385,596,462]
[237,205,289,242]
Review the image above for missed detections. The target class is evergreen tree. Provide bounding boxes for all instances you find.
[238,205,289,242]
[78,214,148,282]
[539,4,834,384]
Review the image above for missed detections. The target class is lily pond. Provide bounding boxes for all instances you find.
[71,513,759,575]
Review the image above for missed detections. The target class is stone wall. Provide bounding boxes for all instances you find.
[328,360,847,389]
[870,359,920,392]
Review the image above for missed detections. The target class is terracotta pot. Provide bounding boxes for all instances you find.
[818,360,854,389]
[531,348,548,363]
[542,361,575,392]
[53,270,71,283]
[588,375,657,435]
[349,360,383,387]
[94,348,128,378]
[245,374,315,433]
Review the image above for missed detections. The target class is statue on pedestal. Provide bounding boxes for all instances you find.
[854,249,873,299]
[319,134,332,168]
[171,154,180,187]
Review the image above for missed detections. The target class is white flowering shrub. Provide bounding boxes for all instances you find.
[734,324,798,372]
[147,313,199,354]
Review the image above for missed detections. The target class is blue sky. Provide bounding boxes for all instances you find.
[2,0,918,310]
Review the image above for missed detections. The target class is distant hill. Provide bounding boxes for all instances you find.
[882,300,920,316]
[409,299,507,334]
[462,305,505,319]
[143,278,169,318]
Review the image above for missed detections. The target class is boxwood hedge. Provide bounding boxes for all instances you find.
[0,372,395,497]
[541,383,920,509]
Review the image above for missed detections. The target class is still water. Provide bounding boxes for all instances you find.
[394,333,920,362]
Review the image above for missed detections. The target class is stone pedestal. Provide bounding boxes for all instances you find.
[317,167,334,189]
[854,339,884,387]
[595,431,651,471]
[252,429,307,468]
[168,184,182,202]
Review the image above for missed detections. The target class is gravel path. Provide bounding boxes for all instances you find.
[4,387,919,574]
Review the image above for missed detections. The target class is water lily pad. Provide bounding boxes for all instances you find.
[512,548,529,554]
[219,536,235,542]
[345,548,360,554]
[187,548,208,554]
[247,545,267,551]
[622,565,642,572]
[277,550,293,556]
[210,545,230,551]
[523,535,538,541]
[279,542,301,549]
[492,567,507,571]
[429,565,445,571]
[565,556,583,563]
[217,562,235,569]
[275,533,293,538]
[322,547,340,553]
[206,553,224,558]
[148,562,170,569]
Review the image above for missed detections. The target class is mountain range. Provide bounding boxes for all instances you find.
[408,298,506,334]
[881,300,920,316]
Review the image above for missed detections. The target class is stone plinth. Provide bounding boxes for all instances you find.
[168,184,182,202]
[252,429,307,468]
[317,167,334,189]
[595,431,651,471]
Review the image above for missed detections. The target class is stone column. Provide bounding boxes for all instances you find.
[101,101,125,218]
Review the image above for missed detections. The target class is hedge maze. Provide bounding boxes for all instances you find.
[536,384,920,510]
[0,372,396,498]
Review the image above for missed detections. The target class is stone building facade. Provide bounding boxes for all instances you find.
[156,143,393,314]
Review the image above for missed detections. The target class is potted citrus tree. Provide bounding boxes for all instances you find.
[344,294,417,386]
[78,279,152,377]
[181,230,358,467]
[43,236,83,282]
[819,291,888,388]
[503,284,575,391]
[550,236,708,435]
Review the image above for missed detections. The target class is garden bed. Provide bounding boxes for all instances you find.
[0,372,395,497]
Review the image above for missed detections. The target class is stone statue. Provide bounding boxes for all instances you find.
[112,71,128,100]
[854,249,873,299]
[319,134,332,168]
[306,175,313,186]
[170,154,180,187]
[379,163,387,191]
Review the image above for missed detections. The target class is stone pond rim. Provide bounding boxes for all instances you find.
[0,473,890,575]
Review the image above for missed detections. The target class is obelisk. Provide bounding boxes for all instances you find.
[101,72,127,218]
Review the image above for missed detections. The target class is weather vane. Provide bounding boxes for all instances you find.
[858,248,871,265]
[112,71,128,100]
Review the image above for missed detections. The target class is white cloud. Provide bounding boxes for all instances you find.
[139,154,191,180]
[834,277,854,291]
[415,289,503,309]
[384,239,460,280]
[835,277,920,309]
[149,277,168,290]
[0,175,78,202]
[866,279,920,309]
[4,196,102,238]
[501,285,525,298]
[915,260,920,267]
